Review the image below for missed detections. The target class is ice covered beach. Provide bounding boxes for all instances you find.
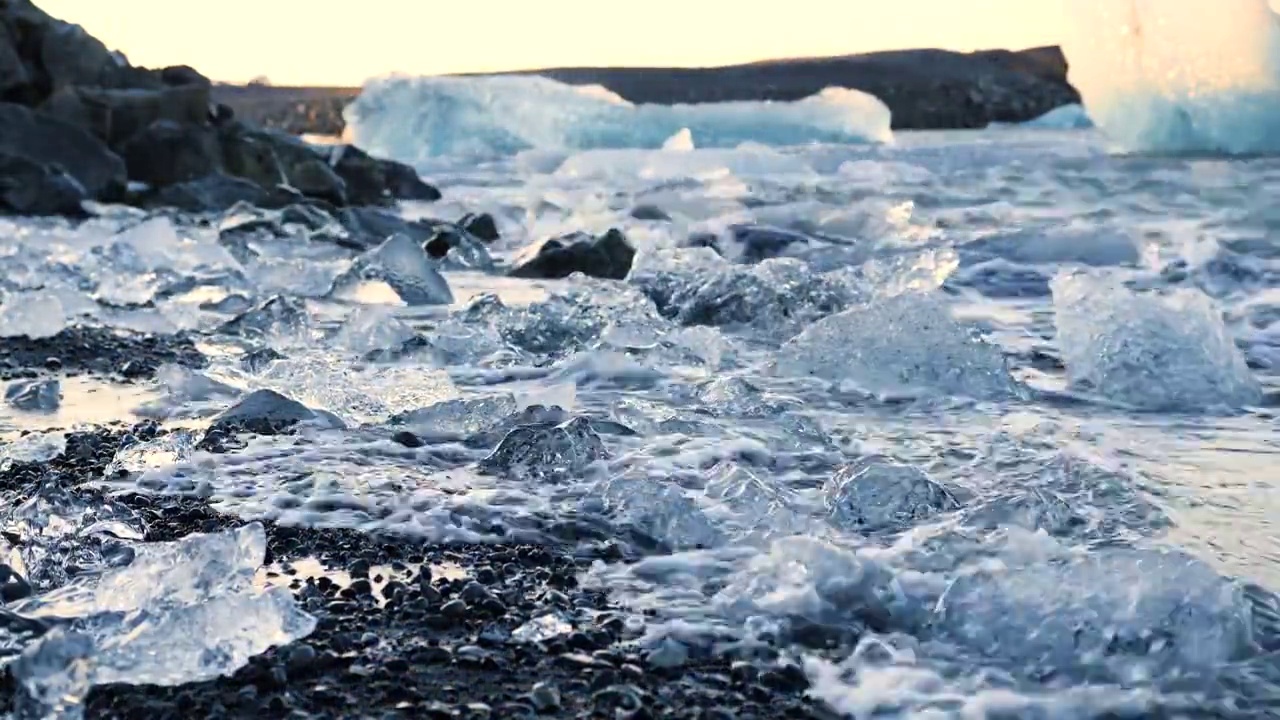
[3,0,1280,718]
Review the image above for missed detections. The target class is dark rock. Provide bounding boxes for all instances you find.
[0,22,29,98]
[37,17,124,91]
[391,430,424,449]
[0,102,126,201]
[629,204,671,222]
[0,151,86,215]
[459,212,499,242]
[327,144,440,205]
[41,83,212,149]
[508,228,635,280]
[159,65,210,88]
[119,119,222,187]
[146,172,269,213]
[218,122,347,205]
[209,388,338,435]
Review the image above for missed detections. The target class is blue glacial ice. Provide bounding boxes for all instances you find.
[343,74,893,163]
[1062,0,1280,155]
[989,103,1094,130]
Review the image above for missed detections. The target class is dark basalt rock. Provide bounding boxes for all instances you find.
[144,173,271,213]
[0,151,87,216]
[459,212,500,242]
[208,388,343,435]
[0,102,126,202]
[327,144,440,205]
[508,228,635,281]
[119,119,223,188]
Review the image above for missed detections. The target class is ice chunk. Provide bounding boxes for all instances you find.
[331,234,453,306]
[598,475,723,550]
[0,291,66,339]
[776,293,1019,400]
[0,432,66,468]
[333,305,418,355]
[1050,271,1262,410]
[479,417,608,482]
[989,103,1094,130]
[105,432,198,477]
[5,378,61,412]
[10,524,315,718]
[823,456,958,533]
[1062,0,1280,155]
[217,294,311,343]
[511,613,574,643]
[662,128,695,151]
[391,394,520,439]
[934,548,1254,675]
[345,75,892,162]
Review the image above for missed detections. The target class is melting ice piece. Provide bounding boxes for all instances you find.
[824,456,958,533]
[479,417,607,482]
[392,394,520,439]
[662,128,695,151]
[776,293,1018,400]
[599,475,723,550]
[0,291,66,339]
[1050,271,1261,410]
[345,74,892,162]
[934,547,1256,675]
[217,295,311,342]
[5,378,61,412]
[989,103,1095,130]
[0,432,66,467]
[333,305,418,355]
[511,613,574,643]
[9,524,316,717]
[104,432,197,477]
[331,234,453,306]
[1062,0,1280,155]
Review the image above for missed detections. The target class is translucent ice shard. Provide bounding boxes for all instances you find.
[5,378,61,412]
[345,75,892,163]
[1050,271,1262,410]
[0,291,66,339]
[10,524,316,718]
[823,455,958,533]
[333,304,419,356]
[776,292,1019,400]
[479,417,608,482]
[331,234,453,306]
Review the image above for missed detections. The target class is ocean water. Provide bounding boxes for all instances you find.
[5,0,1280,713]
[3,124,1280,716]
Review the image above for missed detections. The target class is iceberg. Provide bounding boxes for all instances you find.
[1062,0,1280,155]
[344,75,892,164]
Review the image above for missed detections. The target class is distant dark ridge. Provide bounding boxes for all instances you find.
[213,45,1080,136]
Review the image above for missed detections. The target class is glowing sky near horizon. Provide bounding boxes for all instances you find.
[35,0,1067,86]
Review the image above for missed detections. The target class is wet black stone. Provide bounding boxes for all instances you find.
[391,430,425,449]
[459,212,500,242]
[507,228,635,281]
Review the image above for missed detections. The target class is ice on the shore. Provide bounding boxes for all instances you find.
[1062,0,1280,155]
[0,290,67,339]
[1051,271,1262,410]
[989,103,1094,130]
[344,75,892,163]
[9,524,316,718]
[330,234,453,306]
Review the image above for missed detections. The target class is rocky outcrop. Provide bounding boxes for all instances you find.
[0,0,440,216]
[508,228,636,280]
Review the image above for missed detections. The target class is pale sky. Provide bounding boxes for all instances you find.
[38,0,1066,86]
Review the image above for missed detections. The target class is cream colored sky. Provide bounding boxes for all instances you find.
[37,0,1066,86]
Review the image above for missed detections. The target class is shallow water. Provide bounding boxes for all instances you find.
[4,126,1280,716]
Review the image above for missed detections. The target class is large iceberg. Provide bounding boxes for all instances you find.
[1061,0,1280,155]
[344,75,892,163]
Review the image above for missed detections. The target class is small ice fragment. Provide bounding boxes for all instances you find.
[0,291,66,339]
[333,305,417,355]
[1,432,67,467]
[511,613,574,643]
[515,382,576,412]
[5,378,61,412]
[104,432,197,477]
[823,456,959,532]
[331,234,453,306]
[662,128,695,151]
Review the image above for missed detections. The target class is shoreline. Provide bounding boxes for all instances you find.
[214,45,1079,138]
